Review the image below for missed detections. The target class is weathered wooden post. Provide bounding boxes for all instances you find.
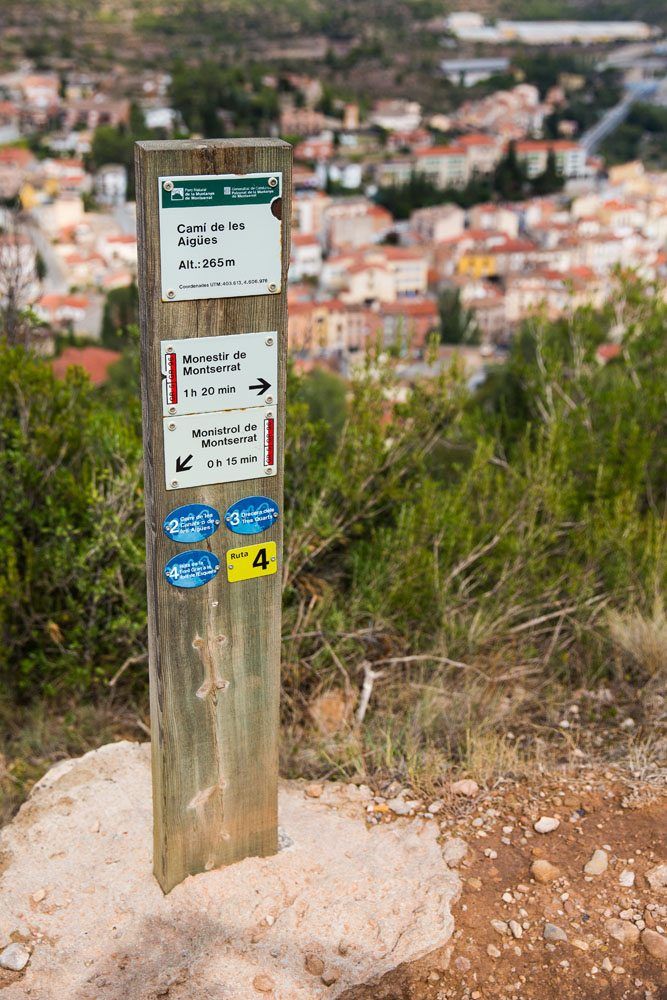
[135,139,291,893]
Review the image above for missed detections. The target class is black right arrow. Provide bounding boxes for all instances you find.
[176,455,193,472]
[249,377,271,395]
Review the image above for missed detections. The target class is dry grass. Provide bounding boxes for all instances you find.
[0,696,148,825]
[608,599,667,680]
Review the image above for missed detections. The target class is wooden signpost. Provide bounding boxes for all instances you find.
[135,139,291,893]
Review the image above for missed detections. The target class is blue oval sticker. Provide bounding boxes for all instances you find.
[224,495,279,535]
[163,503,220,544]
[164,550,220,589]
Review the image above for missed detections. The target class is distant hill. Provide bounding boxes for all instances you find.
[1,0,665,76]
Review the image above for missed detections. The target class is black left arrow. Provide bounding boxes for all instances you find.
[249,377,271,395]
[176,455,193,472]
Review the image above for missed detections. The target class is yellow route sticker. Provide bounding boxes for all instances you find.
[226,540,277,583]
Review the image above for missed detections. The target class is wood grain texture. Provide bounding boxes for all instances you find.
[135,139,291,893]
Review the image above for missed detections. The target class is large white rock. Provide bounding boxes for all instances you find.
[0,742,459,999]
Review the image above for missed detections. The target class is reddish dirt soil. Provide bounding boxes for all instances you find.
[344,772,667,1000]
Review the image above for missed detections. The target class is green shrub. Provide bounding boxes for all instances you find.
[1,278,665,727]
[0,347,145,696]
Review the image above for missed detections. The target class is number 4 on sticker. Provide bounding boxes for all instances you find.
[226,541,277,582]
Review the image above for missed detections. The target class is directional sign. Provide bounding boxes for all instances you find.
[158,173,282,302]
[161,332,277,416]
[164,406,277,490]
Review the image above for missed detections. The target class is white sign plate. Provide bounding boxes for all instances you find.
[164,407,277,491]
[158,172,283,302]
[162,332,277,417]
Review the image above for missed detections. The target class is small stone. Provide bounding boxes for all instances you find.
[428,800,444,814]
[534,817,560,834]
[491,919,510,936]
[321,969,340,986]
[543,923,568,943]
[304,954,325,977]
[252,973,275,993]
[427,971,440,982]
[451,779,479,798]
[454,956,471,972]
[641,929,667,964]
[484,849,498,860]
[602,957,613,972]
[467,877,482,890]
[305,783,324,799]
[531,859,560,884]
[0,943,30,972]
[572,938,589,951]
[584,849,608,876]
[605,918,640,945]
[509,920,523,939]
[501,892,513,903]
[337,940,349,956]
[387,797,418,816]
[619,869,635,888]
[645,863,667,891]
[442,838,468,868]
[31,889,47,903]
[487,944,501,958]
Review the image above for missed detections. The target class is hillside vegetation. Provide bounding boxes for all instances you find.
[0,278,665,811]
[2,0,666,103]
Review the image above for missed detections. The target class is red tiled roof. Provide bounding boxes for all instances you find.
[0,146,35,167]
[596,343,622,362]
[381,299,438,317]
[515,140,580,153]
[493,238,537,254]
[291,233,320,246]
[39,293,90,310]
[457,134,498,147]
[415,145,466,158]
[51,347,121,386]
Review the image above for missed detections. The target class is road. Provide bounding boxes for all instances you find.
[25,214,69,296]
[581,81,659,155]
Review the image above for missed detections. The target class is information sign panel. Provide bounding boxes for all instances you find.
[162,332,276,416]
[163,407,276,490]
[158,173,282,302]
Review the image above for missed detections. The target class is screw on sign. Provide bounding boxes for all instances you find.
[135,138,291,893]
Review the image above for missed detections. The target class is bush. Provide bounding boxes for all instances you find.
[1,277,665,755]
[0,347,145,697]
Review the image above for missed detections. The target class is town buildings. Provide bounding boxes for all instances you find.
[0,59,665,375]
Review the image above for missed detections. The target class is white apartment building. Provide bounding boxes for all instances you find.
[414,146,469,189]
[515,141,587,179]
[290,234,323,281]
[410,204,465,243]
[370,100,422,132]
